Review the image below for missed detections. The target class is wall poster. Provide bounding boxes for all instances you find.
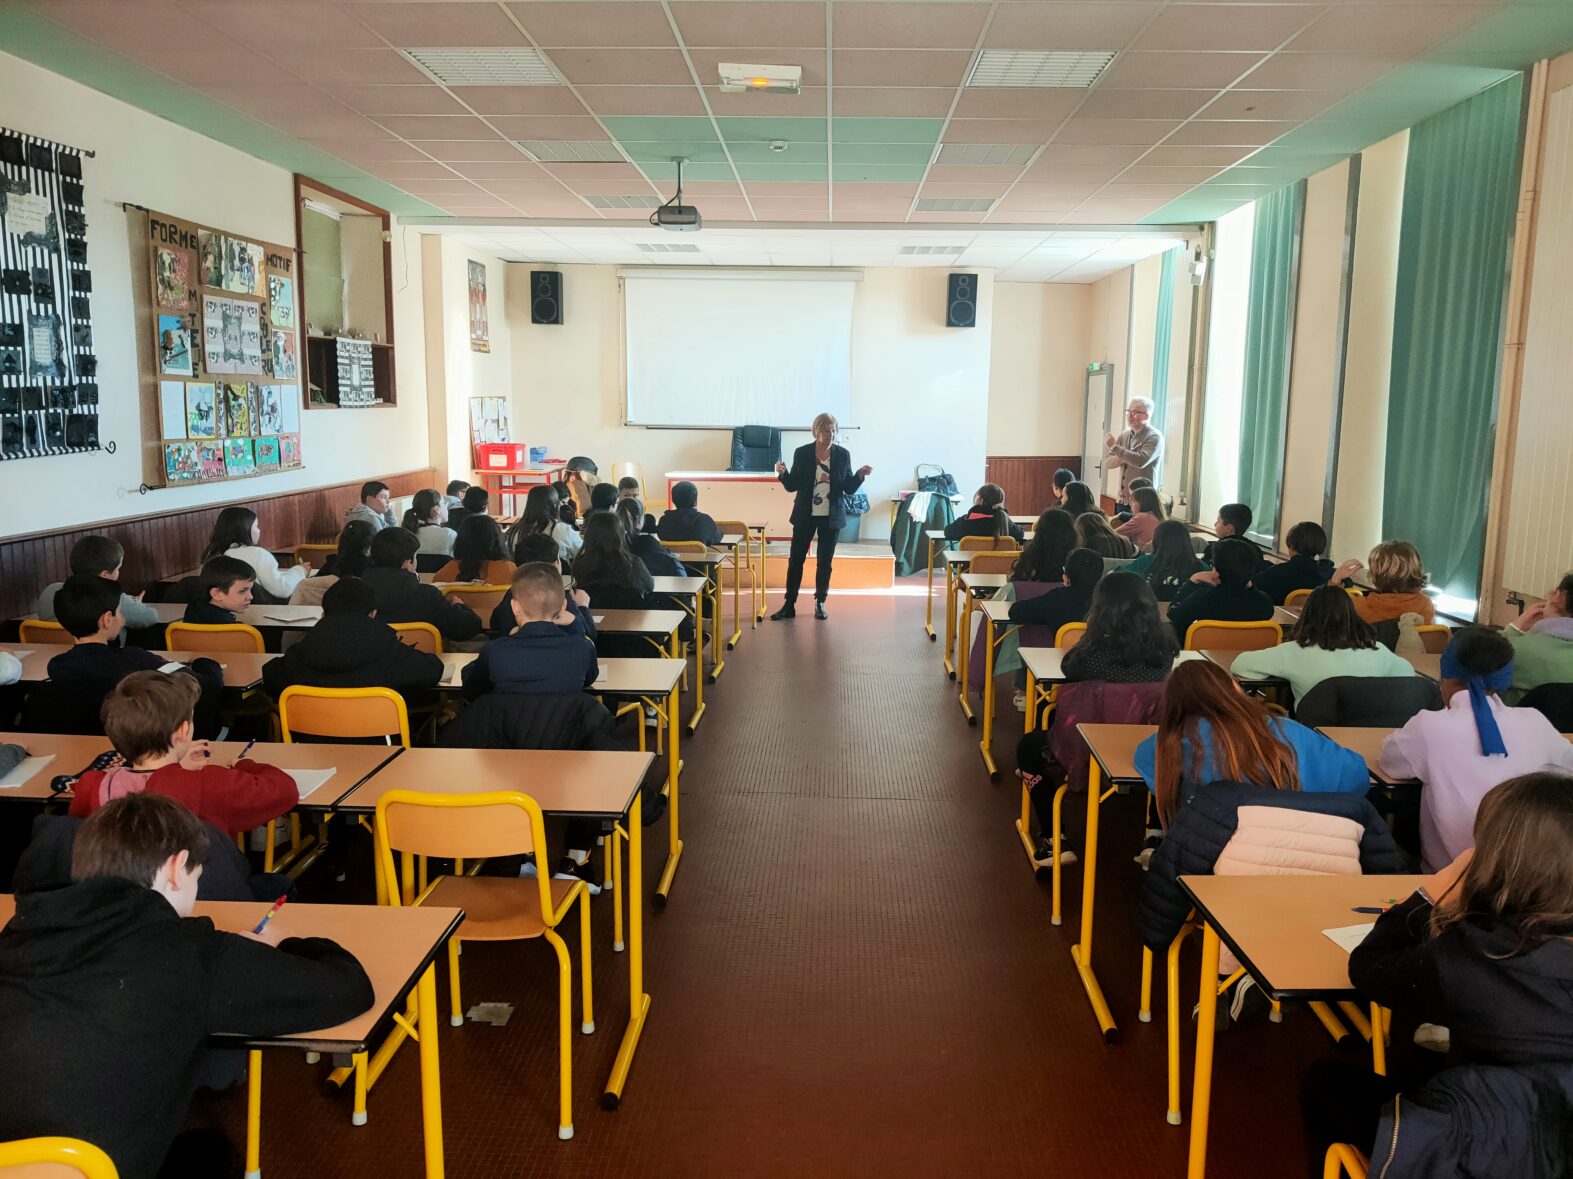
[143,209,303,486]
[0,125,97,462]
[468,258,489,353]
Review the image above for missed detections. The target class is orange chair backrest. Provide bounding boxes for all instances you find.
[1055,622,1087,649]
[279,686,411,746]
[293,544,338,571]
[1416,624,1450,655]
[1183,620,1282,652]
[0,1136,120,1178]
[18,620,71,644]
[968,553,1019,576]
[959,535,1018,552]
[164,622,265,654]
[443,584,509,617]
[390,622,443,654]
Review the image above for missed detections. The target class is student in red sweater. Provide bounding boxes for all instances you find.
[69,671,297,836]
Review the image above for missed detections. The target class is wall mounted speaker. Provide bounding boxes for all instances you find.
[530,270,563,325]
[946,273,976,328]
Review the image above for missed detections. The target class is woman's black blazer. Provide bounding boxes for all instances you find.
[778,442,866,527]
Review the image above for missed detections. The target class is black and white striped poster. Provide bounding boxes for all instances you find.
[0,126,97,462]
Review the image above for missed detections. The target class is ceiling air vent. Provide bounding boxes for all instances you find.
[898,245,965,255]
[966,50,1116,89]
[583,194,663,209]
[517,140,628,164]
[915,198,997,213]
[635,242,702,253]
[935,143,1039,167]
[401,47,560,87]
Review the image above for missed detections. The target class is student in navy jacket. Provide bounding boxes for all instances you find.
[1166,537,1275,645]
[771,412,871,621]
[361,527,483,646]
[462,564,598,699]
[1250,520,1335,605]
[656,481,723,546]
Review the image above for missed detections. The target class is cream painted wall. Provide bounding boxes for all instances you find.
[1331,130,1409,563]
[1086,270,1132,499]
[1278,159,1352,538]
[986,282,1092,456]
[505,264,994,539]
[0,50,431,536]
[423,237,510,483]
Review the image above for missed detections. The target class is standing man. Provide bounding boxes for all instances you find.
[1104,396,1163,514]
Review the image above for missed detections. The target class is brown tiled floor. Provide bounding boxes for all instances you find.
[196,588,1325,1177]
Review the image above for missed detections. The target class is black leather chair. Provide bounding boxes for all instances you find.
[729,425,782,472]
[1294,675,1443,728]
[1520,682,1573,732]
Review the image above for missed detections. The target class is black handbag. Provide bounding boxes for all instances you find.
[915,463,958,497]
[841,492,869,516]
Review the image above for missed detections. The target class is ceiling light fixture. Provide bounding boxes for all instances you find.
[966,49,1116,89]
[717,63,803,95]
[401,47,560,87]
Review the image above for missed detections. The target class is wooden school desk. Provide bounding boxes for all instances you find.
[1072,723,1157,1040]
[334,747,657,1108]
[923,529,950,641]
[1177,874,1429,1179]
[0,643,277,692]
[666,548,734,681]
[955,571,1007,722]
[594,608,698,733]
[0,731,111,799]
[939,549,975,676]
[974,598,1018,779]
[744,522,769,627]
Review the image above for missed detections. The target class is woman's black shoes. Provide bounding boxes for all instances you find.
[771,604,796,621]
[814,601,828,620]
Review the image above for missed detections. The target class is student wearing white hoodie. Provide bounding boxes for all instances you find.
[199,506,306,602]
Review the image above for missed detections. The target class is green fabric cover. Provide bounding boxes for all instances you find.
[1150,245,1182,484]
[891,494,956,577]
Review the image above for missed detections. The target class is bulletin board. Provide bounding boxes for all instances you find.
[142,208,304,486]
[0,125,99,462]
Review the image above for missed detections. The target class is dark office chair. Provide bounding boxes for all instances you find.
[729,425,782,472]
[1520,682,1573,732]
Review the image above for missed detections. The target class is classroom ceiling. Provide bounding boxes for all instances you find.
[3,0,1571,233]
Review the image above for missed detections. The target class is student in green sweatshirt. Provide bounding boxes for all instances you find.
[1502,572,1573,705]
[1232,583,1414,706]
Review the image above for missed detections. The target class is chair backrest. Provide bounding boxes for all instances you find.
[1100,557,1136,576]
[1416,624,1450,655]
[713,520,753,566]
[164,622,265,653]
[958,534,1018,552]
[279,685,411,746]
[1294,675,1443,729]
[1520,682,1573,733]
[608,461,648,504]
[969,552,1018,575]
[1283,587,1313,611]
[1323,1143,1368,1179]
[0,1136,120,1178]
[661,539,709,557]
[443,584,510,617]
[375,789,552,914]
[729,425,782,472]
[18,620,70,644]
[390,621,443,654]
[293,544,338,571]
[1055,622,1087,648]
[1184,619,1281,652]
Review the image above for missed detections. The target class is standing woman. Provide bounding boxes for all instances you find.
[772,412,872,621]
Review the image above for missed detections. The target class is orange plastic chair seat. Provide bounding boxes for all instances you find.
[423,875,576,941]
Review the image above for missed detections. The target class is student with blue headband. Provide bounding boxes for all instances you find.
[1380,628,1573,870]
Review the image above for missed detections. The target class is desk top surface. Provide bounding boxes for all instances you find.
[1078,723,1157,781]
[0,644,276,690]
[437,654,683,696]
[593,609,687,635]
[1179,873,1430,998]
[335,746,652,817]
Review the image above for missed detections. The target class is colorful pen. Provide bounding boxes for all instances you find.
[233,738,256,765]
[252,895,287,935]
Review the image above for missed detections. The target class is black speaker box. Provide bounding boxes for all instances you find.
[530,270,563,325]
[946,273,976,328]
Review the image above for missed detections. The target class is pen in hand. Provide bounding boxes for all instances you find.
[233,738,256,766]
[252,895,287,934]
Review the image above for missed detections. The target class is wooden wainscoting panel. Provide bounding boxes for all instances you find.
[983,456,1081,516]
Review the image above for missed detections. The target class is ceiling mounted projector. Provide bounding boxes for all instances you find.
[717,63,802,95]
[651,157,701,232]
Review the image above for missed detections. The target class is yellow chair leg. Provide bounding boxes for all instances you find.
[1370,1003,1387,1076]
[351,1051,369,1127]
[1337,1001,1373,1041]
[1050,784,1068,926]
[1309,1000,1351,1043]
[447,937,463,1028]
[1166,923,1198,1127]
[245,1049,263,1179]
[611,828,625,952]
[546,928,574,1141]
[1186,923,1223,1178]
[1139,947,1154,1023]
[579,891,595,1035]
[263,823,276,873]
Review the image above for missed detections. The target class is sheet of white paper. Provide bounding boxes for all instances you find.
[6,193,51,237]
[1322,922,1376,954]
[285,766,337,801]
[0,754,56,789]
[592,615,605,624]
[7,649,34,660]
[442,662,461,684]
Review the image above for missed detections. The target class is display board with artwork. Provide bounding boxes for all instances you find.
[0,126,98,462]
[142,209,303,486]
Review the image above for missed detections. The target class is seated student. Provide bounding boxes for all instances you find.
[573,511,655,609]
[944,483,1025,544]
[401,488,456,564]
[563,455,599,516]
[1135,658,1370,817]
[183,555,254,625]
[462,563,599,699]
[36,534,159,631]
[1011,508,1077,585]
[617,497,685,578]
[445,484,489,534]
[1502,571,1573,703]
[1074,511,1137,560]
[1051,467,1075,506]
[489,533,595,637]
[657,480,724,546]
[550,479,579,528]
[1304,772,1573,1174]
[1061,571,1178,684]
[263,577,443,702]
[1166,537,1275,645]
[1060,480,1100,519]
[0,792,373,1179]
[46,580,223,729]
[1201,502,1267,571]
[1381,627,1573,871]
[434,514,514,584]
[1233,583,1414,707]
[69,672,297,835]
[290,520,376,607]
[1007,547,1103,635]
[344,479,396,531]
[1113,486,1165,548]
[589,481,619,514]
[201,506,305,603]
[361,528,483,645]
[617,476,658,533]
[1251,520,1334,605]
[1336,539,1436,626]
[507,484,582,565]
[1127,519,1205,601]
[443,479,468,511]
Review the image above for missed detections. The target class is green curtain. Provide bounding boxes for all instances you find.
[1150,246,1181,485]
[1236,182,1304,545]
[1384,77,1524,607]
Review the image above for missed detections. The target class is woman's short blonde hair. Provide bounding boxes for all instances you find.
[811,412,838,438]
[1367,540,1426,594]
